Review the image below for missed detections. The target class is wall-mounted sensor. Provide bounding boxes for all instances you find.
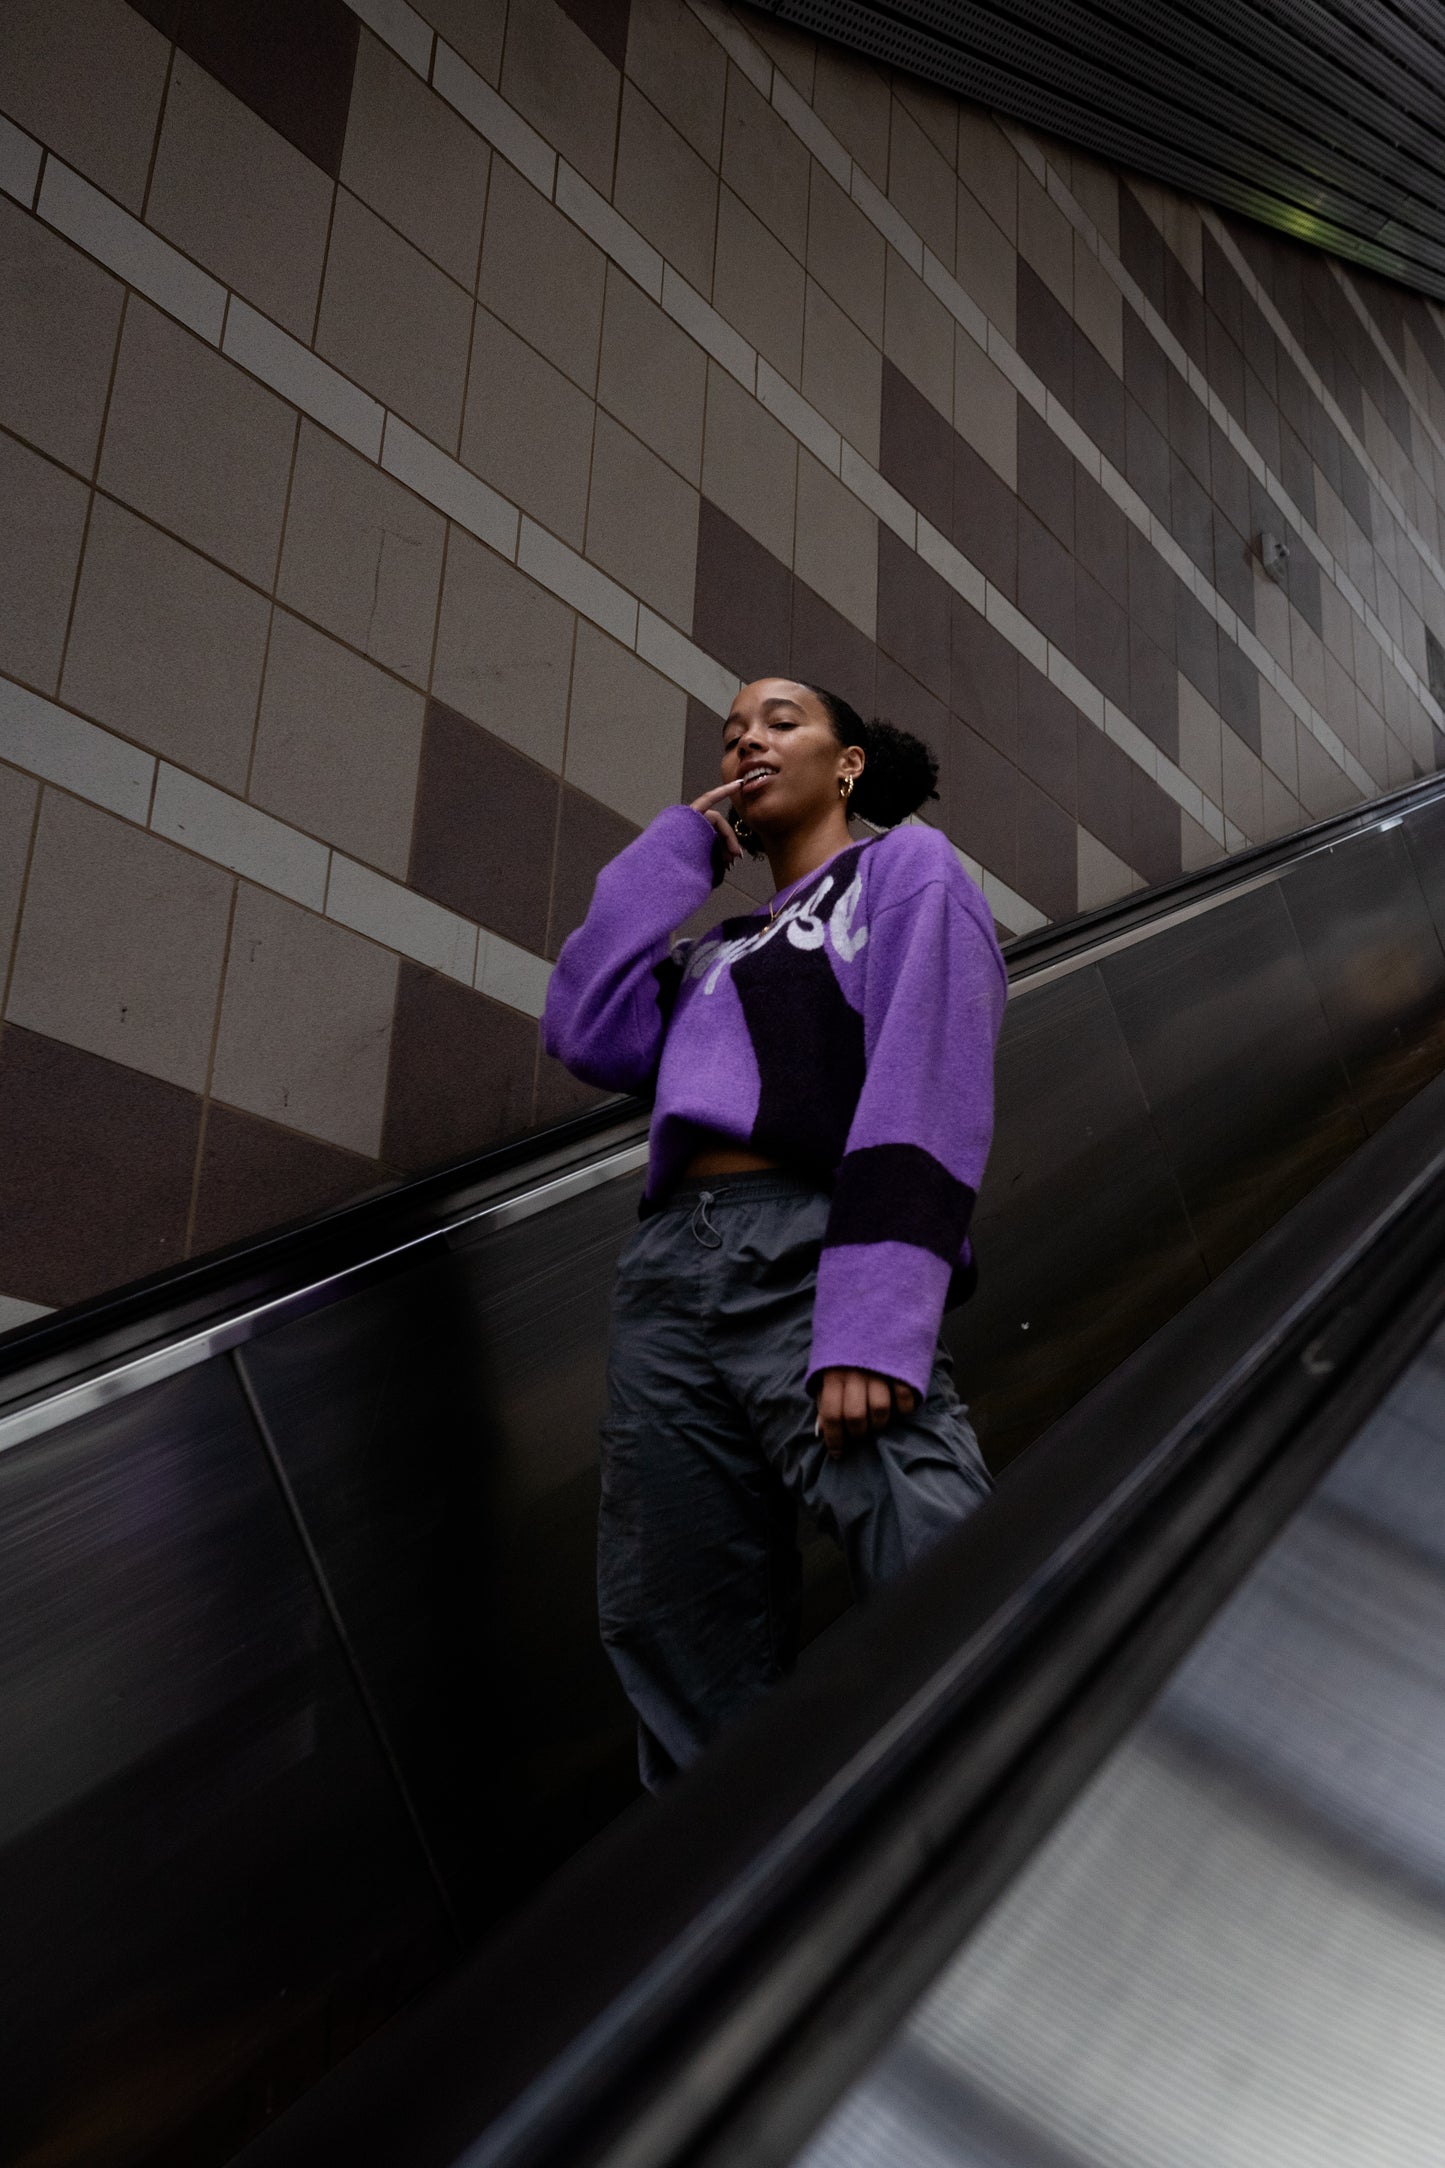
[1257,531,1290,581]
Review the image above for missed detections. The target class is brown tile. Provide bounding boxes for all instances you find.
[807,163,885,345]
[1017,666,1078,816]
[598,263,707,484]
[951,595,1017,759]
[1015,262,1072,408]
[950,718,1016,883]
[953,438,1017,601]
[614,79,717,297]
[888,99,954,267]
[565,622,686,826]
[1017,507,1074,654]
[624,0,726,167]
[0,764,38,990]
[1129,762,1182,886]
[410,700,558,951]
[954,324,1016,487]
[431,525,577,772]
[955,182,1016,341]
[461,305,595,549]
[63,495,271,790]
[316,190,472,447]
[478,160,607,396]
[1126,625,1178,759]
[692,497,792,684]
[501,0,620,193]
[1124,396,1170,521]
[1073,570,1130,713]
[1077,719,1134,866]
[147,53,334,341]
[0,197,124,474]
[1122,306,1169,418]
[382,961,537,1172]
[883,253,953,422]
[533,1046,609,1128]
[1119,185,1166,314]
[547,786,639,958]
[0,432,88,696]
[191,1101,385,1258]
[211,884,397,1156]
[341,29,490,288]
[175,0,360,179]
[791,580,876,720]
[1204,308,1247,428]
[277,420,446,686]
[1074,470,1128,607]
[1126,523,1176,657]
[1175,587,1221,712]
[586,412,699,629]
[422,0,505,80]
[879,359,952,537]
[1016,403,1074,552]
[721,64,808,262]
[793,451,875,639]
[700,363,797,569]
[249,609,425,876]
[683,695,724,804]
[6,793,231,1091]
[0,1025,201,1308]
[713,187,805,387]
[1167,361,1213,490]
[876,526,949,702]
[99,299,295,587]
[1170,452,1215,578]
[813,41,891,190]
[1217,636,1261,753]
[1014,772,1076,921]
[0,0,169,211]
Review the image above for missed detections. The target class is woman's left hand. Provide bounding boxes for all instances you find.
[816,1367,917,1458]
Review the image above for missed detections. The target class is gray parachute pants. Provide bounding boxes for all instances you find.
[598,1170,992,1792]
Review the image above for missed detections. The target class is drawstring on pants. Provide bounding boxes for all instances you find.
[689,1189,724,1248]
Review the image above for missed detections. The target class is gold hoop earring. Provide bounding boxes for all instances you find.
[732,814,754,845]
[839,774,855,801]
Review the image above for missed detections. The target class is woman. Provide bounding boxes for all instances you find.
[543,678,1007,1790]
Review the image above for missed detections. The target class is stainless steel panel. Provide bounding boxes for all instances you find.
[1281,824,1445,1134]
[1100,881,1366,1275]
[0,1361,450,2168]
[794,1316,1445,2168]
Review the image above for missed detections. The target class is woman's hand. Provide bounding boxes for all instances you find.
[690,779,743,866]
[816,1367,918,1458]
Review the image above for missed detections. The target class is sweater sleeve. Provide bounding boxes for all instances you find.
[542,804,722,1093]
[807,867,1007,1399]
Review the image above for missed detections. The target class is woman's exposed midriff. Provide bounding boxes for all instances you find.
[680,1132,783,1181]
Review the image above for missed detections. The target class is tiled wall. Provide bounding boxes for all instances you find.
[2,0,1444,1327]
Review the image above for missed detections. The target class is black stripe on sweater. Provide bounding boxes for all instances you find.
[826,1143,975,1263]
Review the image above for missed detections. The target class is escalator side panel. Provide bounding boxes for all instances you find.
[1099,879,1367,1275]
[1278,820,1445,1134]
[957,963,1209,1468]
[0,1360,451,2168]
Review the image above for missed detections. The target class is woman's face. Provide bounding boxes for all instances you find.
[720,679,861,833]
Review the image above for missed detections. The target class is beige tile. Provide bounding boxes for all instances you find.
[955,184,1016,342]
[1177,676,1224,806]
[501,0,619,192]
[803,278,881,465]
[342,30,490,289]
[1260,766,1302,840]
[432,525,576,770]
[0,761,38,989]
[5,790,231,1089]
[1077,825,1134,909]
[564,620,686,824]
[747,13,815,98]
[713,186,805,388]
[1252,567,1292,674]
[1180,810,1225,870]
[885,252,954,420]
[722,65,809,263]
[795,451,877,639]
[701,360,798,566]
[461,305,594,548]
[598,262,707,484]
[1074,236,1122,376]
[1221,728,1264,838]
[427,0,507,82]
[888,100,954,268]
[813,41,891,190]
[0,195,122,473]
[250,610,425,875]
[146,55,333,342]
[624,0,727,168]
[40,156,225,342]
[99,299,295,588]
[807,163,886,345]
[211,883,396,1156]
[1355,695,1389,787]
[0,0,167,211]
[62,496,270,790]
[0,431,87,694]
[958,108,1018,242]
[277,419,446,685]
[1324,648,1359,754]
[894,76,957,166]
[954,327,1016,488]
[317,190,473,449]
[1291,611,1328,716]
[614,81,718,299]
[1296,725,1356,818]
[151,764,328,912]
[479,158,606,394]
[1017,167,1073,309]
[1070,150,1119,252]
[586,411,699,630]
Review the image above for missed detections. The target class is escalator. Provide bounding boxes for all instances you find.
[6,773,1445,2167]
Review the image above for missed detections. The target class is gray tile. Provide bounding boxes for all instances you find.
[0,0,169,211]
[613,79,717,298]
[499,0,620,194]
[431,526,576,771]
[211,882,397,1157]
[0,194,123,473]
[277,419,446,685]
[62,496,271,791]
[564,620,686,824]
[478,159,606,396]
[460,305,596,548]
[597,262,707,484]
[98,298,296,588]
[316,189,473,448]
[341,29,490,289]
[0,431,88,694]
[5,790,231,1090]
[585,411,699,630]
[0,759,38,991]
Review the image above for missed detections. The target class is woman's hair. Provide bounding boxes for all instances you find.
[807,685,940,829]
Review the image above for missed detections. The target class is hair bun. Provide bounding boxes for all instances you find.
[852,716,940,828]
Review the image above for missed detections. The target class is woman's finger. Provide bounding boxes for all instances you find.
[818,1372,845,1458]
[867,1374,892,1429]
[842,1370,871,1437]
[690,779,741,813]
[894,1383,917,1416]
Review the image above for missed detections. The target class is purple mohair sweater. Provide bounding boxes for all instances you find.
[542,806,1008,1398]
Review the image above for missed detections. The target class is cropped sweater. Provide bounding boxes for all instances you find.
[542,806,1008,1398]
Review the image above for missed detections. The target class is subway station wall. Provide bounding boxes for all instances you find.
[1,0,1444,1327]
